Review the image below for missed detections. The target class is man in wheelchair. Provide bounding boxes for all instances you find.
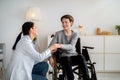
[48,14,90,80]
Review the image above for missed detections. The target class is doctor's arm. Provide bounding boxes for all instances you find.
[23,42,60,62]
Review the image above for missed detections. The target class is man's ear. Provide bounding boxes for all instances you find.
[29,28,33,34]
[71,22,73,26]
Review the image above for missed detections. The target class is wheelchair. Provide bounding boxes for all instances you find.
[49,38,97,80]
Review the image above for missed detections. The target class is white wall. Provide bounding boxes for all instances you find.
[0,0,120,68]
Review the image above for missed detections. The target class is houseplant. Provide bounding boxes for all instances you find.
[115,25,120,35]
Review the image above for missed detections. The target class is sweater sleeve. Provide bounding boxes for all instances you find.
[61,33,78,50]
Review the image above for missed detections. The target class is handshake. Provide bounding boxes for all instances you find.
[49,43,61,53]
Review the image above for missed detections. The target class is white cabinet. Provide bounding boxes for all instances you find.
[79,35,120,72]
[79,36,105,72]
[105,36,120,72]
[80,36,104,54]
[105,36,120,53]
[105,54,120,72]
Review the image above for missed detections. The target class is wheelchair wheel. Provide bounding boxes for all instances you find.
[90,64,97,80]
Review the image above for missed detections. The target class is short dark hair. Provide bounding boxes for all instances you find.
[61,14,74,22]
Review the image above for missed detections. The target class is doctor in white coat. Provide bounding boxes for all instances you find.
[6,21,60,80]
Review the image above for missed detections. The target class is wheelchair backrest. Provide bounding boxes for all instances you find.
[75,38,91,62]
[82,48,90,61]
[75,38,81,54]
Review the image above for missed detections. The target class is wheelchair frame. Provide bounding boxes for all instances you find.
[49,38,97,80]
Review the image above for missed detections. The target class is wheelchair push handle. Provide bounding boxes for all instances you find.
[83,46,94,49]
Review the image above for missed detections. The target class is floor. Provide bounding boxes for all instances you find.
[47,65,120,80]
[1,70,120,80]
[74,72,120,80]
[97,72,120,80]
[47,72,120,80]
[1,65,120,80]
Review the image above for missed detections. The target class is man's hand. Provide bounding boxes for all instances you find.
[48,57,55,67]
[49,44,61,53]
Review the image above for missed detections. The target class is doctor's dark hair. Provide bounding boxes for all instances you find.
[12,22,34,50]
[61,14,74,23]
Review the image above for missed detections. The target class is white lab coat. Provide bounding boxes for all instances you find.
[6,36,51,80]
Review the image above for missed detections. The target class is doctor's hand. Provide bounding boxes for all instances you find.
[49,44,61,53]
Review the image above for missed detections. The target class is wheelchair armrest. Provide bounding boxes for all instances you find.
[93,62,96,64]
[83,46,94,49]
[87,62,96,66]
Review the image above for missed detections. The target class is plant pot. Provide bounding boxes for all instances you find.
[118,30,120,35]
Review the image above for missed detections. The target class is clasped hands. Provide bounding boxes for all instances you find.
[49,43,61,53]
[48,43,61,67]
